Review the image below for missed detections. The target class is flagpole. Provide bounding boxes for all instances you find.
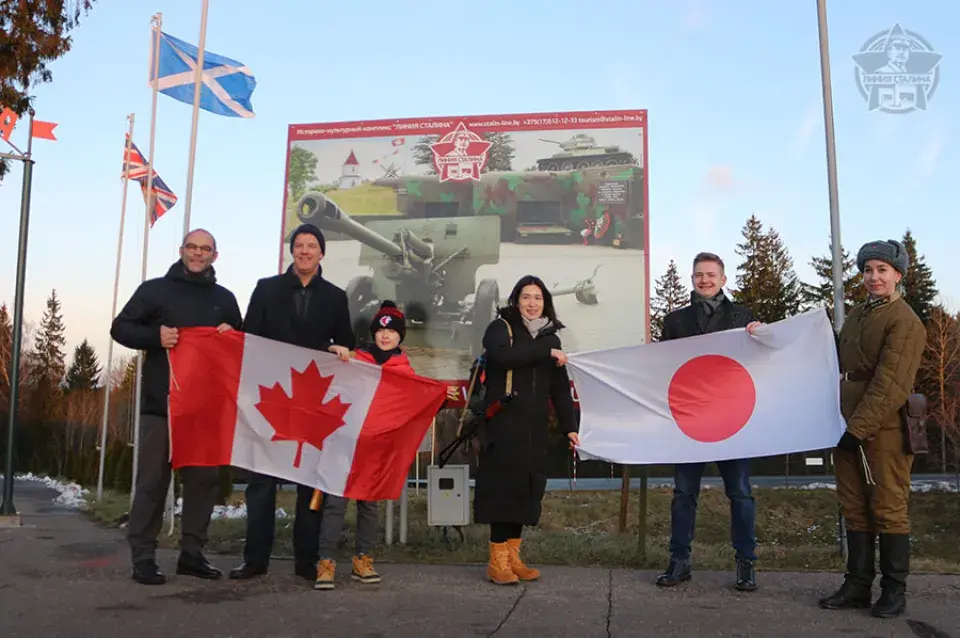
[132,14,164,506]
[96,114,135,501]
[815,0,847,559]
[182,0,209,235]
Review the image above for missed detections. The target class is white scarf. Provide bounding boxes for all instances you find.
[522,316,551,337]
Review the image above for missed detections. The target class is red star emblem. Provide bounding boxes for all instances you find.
[430,122,492,182]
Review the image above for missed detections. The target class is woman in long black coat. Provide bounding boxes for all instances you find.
[474,275,579,585]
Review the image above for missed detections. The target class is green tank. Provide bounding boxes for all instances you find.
[534,134,636,171]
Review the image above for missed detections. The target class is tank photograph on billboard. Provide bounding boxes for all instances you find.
[279,110,649,380]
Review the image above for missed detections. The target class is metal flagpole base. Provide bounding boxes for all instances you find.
[0,513,22,528]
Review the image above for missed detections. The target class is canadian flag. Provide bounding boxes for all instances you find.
[167,328,448,501]
[565,309,846,464]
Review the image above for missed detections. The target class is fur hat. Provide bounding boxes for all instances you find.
[289,223,326,255]
[856,239,909,275]
[370,300,405,342]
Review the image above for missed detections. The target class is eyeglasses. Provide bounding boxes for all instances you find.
[183,243,214,254]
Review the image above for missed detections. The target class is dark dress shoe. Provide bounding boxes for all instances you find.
[176,552,222,579]
[229,562,268,580]
[656,560,692,587]
[132,559,166,585]
[295,562,318,582]
[735,559,758,591]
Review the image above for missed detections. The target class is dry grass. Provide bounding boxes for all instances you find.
[84,486,960,573]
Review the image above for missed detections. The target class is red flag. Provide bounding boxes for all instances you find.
[0,108,18,141]
[31,120,57,141]
[167,328,447,501]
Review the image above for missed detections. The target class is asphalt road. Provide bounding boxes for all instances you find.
[2,480,958,637]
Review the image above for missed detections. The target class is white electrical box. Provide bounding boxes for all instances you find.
[427,464,471,526]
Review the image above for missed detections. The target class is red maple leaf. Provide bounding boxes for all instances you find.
[255,361,351,468]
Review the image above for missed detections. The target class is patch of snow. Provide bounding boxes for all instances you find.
[3,472,89,509]
[171,497,289,521]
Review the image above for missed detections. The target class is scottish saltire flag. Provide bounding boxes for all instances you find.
[121,134,150,180]
[150,30,256,118]
[139,171,178,227]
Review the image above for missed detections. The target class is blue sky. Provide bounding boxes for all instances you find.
[0,0,954,368]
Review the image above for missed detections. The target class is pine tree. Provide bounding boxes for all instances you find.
[802,243,868,319]
[900,229,937,324]
[0,303,12,412]
[27,290,67,421]
[65,339,101,391]
[732,215,803,323]
[651,260,689,341]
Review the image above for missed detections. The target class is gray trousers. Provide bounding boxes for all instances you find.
[127,414,220,563]
[317,494,379,558]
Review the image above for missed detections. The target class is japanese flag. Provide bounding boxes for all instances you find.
[167,328,447,501]
[565,309,845,464]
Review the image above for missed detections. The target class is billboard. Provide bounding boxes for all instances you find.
[279,110,649,382]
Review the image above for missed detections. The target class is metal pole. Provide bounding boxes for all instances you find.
[637,465,648,560]
[133,14,163,505]
[97,114,135,501]
[399,468,409,545]
[0,112,36,517]
[816,0,847,559]
[618,465,630,533]
[385,499,394,545]
[182,0,209,234]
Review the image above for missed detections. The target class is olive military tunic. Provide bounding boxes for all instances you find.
[835,292,926,534]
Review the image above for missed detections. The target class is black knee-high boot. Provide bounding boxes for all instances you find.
[871,533,909,618]
[818,530,875,610]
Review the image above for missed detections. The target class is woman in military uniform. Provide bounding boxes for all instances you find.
[819,239,926,619]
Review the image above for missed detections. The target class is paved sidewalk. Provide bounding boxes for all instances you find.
[1,480,957,638]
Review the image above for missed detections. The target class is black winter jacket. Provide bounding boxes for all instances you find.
[110,262,242,416]
[472,306,578,526]
[661,291,756,341]
[244,265,355,351]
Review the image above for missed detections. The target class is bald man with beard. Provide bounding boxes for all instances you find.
[111,228,243,586]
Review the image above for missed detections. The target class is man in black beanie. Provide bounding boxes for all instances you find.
[229,222,356,583]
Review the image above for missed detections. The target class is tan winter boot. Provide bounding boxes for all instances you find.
[487,542,519,585]
[506,538,540,581]
[313,559,336,590]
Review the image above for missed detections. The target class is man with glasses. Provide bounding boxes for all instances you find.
[111,228,243,585]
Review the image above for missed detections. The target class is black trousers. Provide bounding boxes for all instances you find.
[241,471,322,568]
[490,522,523,543]
[127,414,220,563]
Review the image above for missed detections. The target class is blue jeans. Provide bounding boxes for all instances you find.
[668,459,757,563]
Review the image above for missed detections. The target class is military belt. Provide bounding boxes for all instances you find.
[840,370,871,382]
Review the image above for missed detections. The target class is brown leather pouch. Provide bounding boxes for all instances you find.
[900,393,929,455]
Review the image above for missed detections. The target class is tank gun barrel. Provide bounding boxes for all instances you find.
[398,229,434,262]
[296,191,408,259]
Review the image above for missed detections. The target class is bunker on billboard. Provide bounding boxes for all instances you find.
[280,111,649,378]
[852,24,943,114]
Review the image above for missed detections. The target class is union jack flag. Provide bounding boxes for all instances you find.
[139,171,178,227]
[121,134,150,180]
[122,133,177,226]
